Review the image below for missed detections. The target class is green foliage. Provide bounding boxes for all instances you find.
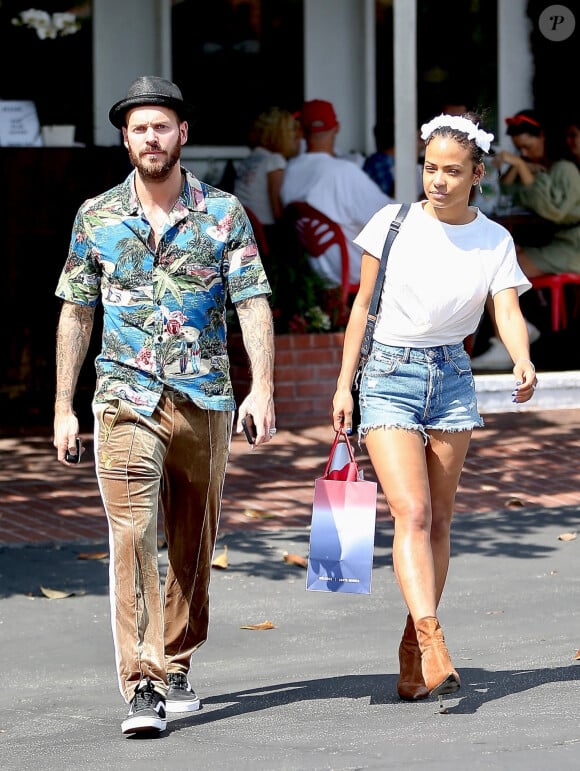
[227,221,351,334]
[263,227,350,334]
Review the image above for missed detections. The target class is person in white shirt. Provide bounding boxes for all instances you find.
[234,106,301,228]
[332,112,537,711]
[280,99,393,288]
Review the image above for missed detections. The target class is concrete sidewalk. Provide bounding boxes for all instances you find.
[2,408,580,546]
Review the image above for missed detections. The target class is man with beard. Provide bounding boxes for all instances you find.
[53,77,276,736]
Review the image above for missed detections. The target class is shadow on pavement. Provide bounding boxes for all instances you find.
[0,542,110,598]
[1,503,578,598]
[154,664,580,735]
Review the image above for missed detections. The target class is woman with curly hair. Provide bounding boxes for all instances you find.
[234,106,301,232]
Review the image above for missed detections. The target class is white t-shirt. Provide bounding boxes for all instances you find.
[280,151,392,286]
[354,201,531,347]
[234,147,287,225]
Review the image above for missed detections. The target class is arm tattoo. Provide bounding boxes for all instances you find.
[55,302,95,408]
[235,296,275,389]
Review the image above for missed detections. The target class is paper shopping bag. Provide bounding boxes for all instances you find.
[306,430,377,594]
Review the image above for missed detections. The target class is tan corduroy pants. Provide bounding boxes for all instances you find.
[94,389,233,703]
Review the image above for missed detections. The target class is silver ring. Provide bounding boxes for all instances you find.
[269,428,277,435]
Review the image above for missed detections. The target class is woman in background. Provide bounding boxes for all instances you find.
[234,106,301,242]
[494,109,580,277]
[471,108,580,370]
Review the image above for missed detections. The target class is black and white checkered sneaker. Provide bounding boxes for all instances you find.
[166,672,201,713]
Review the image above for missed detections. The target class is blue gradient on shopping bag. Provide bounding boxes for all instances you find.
[306,477,377,594]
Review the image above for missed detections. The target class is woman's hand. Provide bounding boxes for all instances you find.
[494,150,544,185]
[495,149,519,167]
[511,359,538,403]
[332,388,354,434]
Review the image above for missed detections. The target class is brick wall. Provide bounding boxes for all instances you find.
[228,332,345,428]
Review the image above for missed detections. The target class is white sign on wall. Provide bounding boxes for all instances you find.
[0,101,42,147]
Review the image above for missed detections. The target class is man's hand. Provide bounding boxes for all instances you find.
[235,295,276,448]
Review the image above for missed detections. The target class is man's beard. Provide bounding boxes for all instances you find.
[128,139,181,181]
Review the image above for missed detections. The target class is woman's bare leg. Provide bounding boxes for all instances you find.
[425,429,472,606]
[365,427,471,619]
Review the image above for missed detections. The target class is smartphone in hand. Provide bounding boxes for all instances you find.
[241,416,257,445]
[65,437,82,464]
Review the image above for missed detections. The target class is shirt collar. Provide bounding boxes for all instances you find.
[122,167,207,215]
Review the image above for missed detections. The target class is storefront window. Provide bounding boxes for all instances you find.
[171,0,304,146]
[375,0,497,131]
[0,1,93,145]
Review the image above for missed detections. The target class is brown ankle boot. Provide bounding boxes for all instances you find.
[415,616,460,697]
[397,614,429,701]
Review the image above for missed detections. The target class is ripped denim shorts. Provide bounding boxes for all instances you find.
[358,341,484,443]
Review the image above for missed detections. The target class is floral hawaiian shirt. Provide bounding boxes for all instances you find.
[55,168,271,415]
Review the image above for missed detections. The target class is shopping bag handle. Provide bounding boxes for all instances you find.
[323,427,357,479]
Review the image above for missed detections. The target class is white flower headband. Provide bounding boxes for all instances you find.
[420,114,495,153]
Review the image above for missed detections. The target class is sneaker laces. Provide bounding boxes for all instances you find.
[168,672,189,690]
[134,680,157,709]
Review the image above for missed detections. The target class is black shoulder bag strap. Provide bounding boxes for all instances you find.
[358,201,411,365]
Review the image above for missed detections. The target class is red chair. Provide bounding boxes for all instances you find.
[530,273,580,332]
[284,201,359,307]
[243,205,269,258]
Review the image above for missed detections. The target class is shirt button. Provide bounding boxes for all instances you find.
[157,336,163,342]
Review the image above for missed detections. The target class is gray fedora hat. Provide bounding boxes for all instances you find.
[109,75,195,129]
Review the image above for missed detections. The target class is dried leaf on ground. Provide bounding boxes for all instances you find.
[485,609,504,615]
[40,586,76,599]
[574,649,580,660]
[240,620,277,631]
[283,552,308,568]
[212,545,228,569]
[505,497,525,508]
[558,532,577,541]
[77,551,109,560]
[243,508,275,520]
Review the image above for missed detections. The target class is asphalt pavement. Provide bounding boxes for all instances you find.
[2,501,579,770]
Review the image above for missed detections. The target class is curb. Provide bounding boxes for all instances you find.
[475,370,580,412]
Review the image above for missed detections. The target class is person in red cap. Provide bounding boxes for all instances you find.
[299,99,339,133]
[281,99,393,289]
